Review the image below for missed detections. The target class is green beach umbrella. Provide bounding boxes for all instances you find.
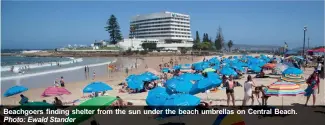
[65,96,117,125]
[203,68,216,73]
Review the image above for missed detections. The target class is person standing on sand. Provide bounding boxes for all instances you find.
[223,75,236,106]
[92,70,96,80]
[242,75,256,106]
[60,76,65,87]
[125,67,129,76]
[305,71,320,106]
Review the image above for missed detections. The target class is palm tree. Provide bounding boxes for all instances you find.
[228,40,233,52]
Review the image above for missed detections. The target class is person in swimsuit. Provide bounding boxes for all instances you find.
[60,76,65,87]
[304,71,320,106]
[224,75,236,106]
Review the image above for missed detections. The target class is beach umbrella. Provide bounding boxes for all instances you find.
[65,96,117,125]
[280,75,305,84]
[212,65,220,70]
[264,81,304,96]
[164,94,200,106]
[282,67,303,75]
[248,65,262,73]
[141,72,159,81]
[263,63,276,69]
[165,78,193,93]
[41,86,71,97]
[264,81,305,106]
[207,72,221,80]
[231,65,244,72]
[178,73,204,81]
[190,78,222,95]
[220,67,237,76]
[4,85,28,97]
[146,87,170,106]
[203,68,216,73]
[275,64,288,72]
[126,74,136,81]
[83,81,113,93]
[283,62,295,68]
[127,78,144,90]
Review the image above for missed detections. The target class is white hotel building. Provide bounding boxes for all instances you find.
[117,11,194,51]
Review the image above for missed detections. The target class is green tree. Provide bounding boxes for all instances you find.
[193,31,201,50]
[198,42,212,50]
[215,27,224,51]
[228,40,234,52]
[195,31,200,43]
[104,15,123,44]
[202,33,209,42]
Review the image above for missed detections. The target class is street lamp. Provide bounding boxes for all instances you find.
[302,26,307,56]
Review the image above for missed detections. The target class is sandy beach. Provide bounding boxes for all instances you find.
[1,54,324,106]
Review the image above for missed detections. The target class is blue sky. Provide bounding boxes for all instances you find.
[2,1,324,49]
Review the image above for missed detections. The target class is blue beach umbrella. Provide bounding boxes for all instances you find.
[220,67,237,76]
[146,87,170,106]
[249,65,262,73]
[126,74,136,81]
[4,85,28,97]
[83,82,113,93]
[164,94,200,106]
[127,79,144,90]
[207,72,221,79]
[190,78,222,95]
[141,72,159,81]
[166,79,193,93]
[231,65,244,72]
[282,67,303,75]
[178,73,204,81]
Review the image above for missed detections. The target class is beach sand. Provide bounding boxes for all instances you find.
[1,54,324,106]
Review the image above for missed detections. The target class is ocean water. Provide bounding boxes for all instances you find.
[0,56,122,96]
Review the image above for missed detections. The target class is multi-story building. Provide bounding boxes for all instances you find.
[118,11,193,51]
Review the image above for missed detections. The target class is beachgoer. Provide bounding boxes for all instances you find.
[242,75,256,106]
[85,66,87,73]
[93,70,96,80]
[259,85,270,106]
[19,94,29,105]
[42,100,47,103]
[54,79,59,87]
[53,97,63,107]
[60,76,65,87]
[125,67,129,76]
[304,71,320,106]
[255,69,265,78]
[317,62,322,76]
[224,75,236,106]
